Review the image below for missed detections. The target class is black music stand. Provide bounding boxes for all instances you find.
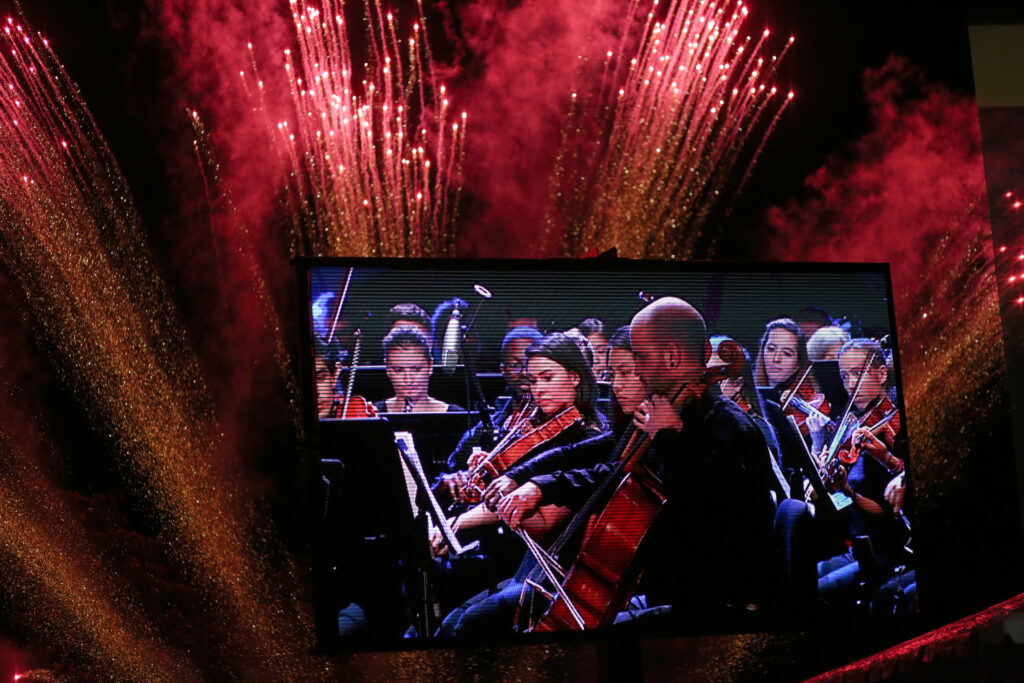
[319,418,424,645]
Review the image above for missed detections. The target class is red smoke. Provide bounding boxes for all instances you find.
[449,0,627,257]
[139,0,302,480]
[764,55,991,321]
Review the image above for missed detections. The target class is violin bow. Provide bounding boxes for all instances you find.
[780,364,814,412]
[325,266,354,346]
[825,352,873,462]
[340,329,361,418]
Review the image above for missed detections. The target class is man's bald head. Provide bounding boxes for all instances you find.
[630,297,708,393]
[632,297,707,360]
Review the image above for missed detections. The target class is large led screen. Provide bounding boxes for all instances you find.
[299,259,916,650]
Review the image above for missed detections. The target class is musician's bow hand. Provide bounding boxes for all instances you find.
[806,411,829,452]
[633,394,683,437]
[496,482,542,530]
[482,475,517,511]
[885,473,906,515]
[430,517,458,558]
[438,471,469,501]
[467,447,489,469]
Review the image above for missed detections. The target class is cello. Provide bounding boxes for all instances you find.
[526,340,747,632]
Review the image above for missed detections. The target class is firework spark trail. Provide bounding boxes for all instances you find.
[0,17,322,679]
[0,447,199,681]
[551,0,793,259]
[249,0,465,258]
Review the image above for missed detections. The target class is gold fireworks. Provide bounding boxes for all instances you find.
[0,15,322,679]
[246,0,466,257]
[551,0,793,258]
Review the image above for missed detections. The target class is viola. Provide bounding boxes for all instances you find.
[528,339,746,632]
[461,405,584,504]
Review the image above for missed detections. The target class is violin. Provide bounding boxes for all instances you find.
[528,339,746,632]
[330,328,379,419]
[836,397,901,470]
[460,404,584,504]
[780,367,831,437]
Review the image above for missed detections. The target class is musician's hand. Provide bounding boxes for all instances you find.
[496,482,543,530]
[827,463,851,495]
[482,475,517,511]
[429,520,454,558]
[633,394,683,437]
[467,447,489,469]
[806,411,829,452]
[439,471,469,500]
[885,473,906,515]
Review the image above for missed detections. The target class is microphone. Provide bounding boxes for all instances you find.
[441,308,462,374]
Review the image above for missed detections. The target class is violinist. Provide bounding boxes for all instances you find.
[817,338,908,605]
[437,326,543,491]
[477,326,646,516]
[314,335,345,419]
[374,326,463,414]
[447,298,775,634]
[427,333,602,614]
[435,325,649,636]
[754,318,831,452]
[437,332,604,534]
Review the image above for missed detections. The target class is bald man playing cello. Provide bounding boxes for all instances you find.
[440,298,780,635]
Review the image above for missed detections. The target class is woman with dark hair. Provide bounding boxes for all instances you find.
[375,326,462,414]
[427,333,602,614]
[476,326,645,508]
[754,317,831,453]
[440,333,604,509]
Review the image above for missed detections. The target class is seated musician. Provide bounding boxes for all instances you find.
[817,338,909,607]
[386,302,432,339]
[754,317,830,454]
[438,332,605,538]
[471,326,647,527]
[375,326,463,414]
[427,332,603,611]
[437,326,544,489]
[709,335,796,501]
[314,335,345,419]
[440,297,776,635]
[807,325,850,363]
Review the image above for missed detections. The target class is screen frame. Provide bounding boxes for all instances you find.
[294,256,918,654]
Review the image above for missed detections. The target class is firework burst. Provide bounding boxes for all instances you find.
[245,0,465,258]
[550,0,793,258]
[0,15,321,679]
